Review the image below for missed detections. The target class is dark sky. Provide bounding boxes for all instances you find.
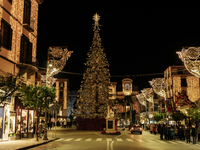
[37,1,200,91]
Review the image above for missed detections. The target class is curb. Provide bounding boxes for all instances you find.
[15,138,59,150]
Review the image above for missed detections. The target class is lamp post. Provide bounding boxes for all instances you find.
[141,88,154,124]
[41,46,73,140]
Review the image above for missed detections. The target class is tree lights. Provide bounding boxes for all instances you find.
[76,13,111,118]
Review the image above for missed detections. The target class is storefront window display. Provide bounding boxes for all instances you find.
[16,108,35,138]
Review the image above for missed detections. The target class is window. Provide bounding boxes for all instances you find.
[20,34,32,64]
[60,91,63,99]
[181,78,187,87]
[154,103,159,111]
[23,0,31,25]
[8,0,12,4]
[59,82,64,87]
[1,19,12,50]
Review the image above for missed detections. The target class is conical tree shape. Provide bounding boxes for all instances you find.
[77,13,111,118]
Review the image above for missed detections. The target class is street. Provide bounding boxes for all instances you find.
[27,128,200,150]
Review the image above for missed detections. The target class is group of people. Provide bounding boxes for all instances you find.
[147,123,198,144]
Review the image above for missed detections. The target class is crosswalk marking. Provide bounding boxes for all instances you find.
[96,138,102,141]
[74,138,82,141]
[85,138,92,141]
[116,138,123,141]
[56,138,64,141]
[146,139,155,143]
[136,139,144,142]
[126,138,133,142]
[106,138,112,141]
[64,138,73,141]
[54,137,200,146]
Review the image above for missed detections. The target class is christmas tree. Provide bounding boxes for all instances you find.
[77,13,111,118]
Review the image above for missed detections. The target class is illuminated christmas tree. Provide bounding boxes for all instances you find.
[77,13,111,118]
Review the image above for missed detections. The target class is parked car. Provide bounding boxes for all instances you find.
[130,125,142,134]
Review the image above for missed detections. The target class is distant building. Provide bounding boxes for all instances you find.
[109,78,140,125]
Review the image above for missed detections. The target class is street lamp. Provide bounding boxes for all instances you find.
[41,46,73,140]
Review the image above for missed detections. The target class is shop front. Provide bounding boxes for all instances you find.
[0,104,15,141]
[16,107,35,139]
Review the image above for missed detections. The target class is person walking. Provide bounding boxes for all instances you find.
[38,123,43,139]
[169,126,174,140]
[150,123,153,134]
[178,126,183,140]
[153,124,157,135]
[174,126,178,140]
[191,125,197,144]
[185,126,190,143]
[165,124,169,140]
[160,124,164,140]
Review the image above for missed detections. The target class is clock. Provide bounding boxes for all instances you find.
[125,84,130,90]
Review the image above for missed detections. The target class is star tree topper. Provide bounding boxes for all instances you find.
[93,13,100,30]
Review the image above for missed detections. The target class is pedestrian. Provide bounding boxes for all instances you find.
[164,124,169,140]
[178,126,183,140]
[38,123,43,138]
[169,126,174,140]
[191,125,197,144]
[49,121,52,130]
[150,123,153,134]
[185,126,190,143]
[159,124,164,140]
[153,124,157,135]
[174,125,178,140]
[158,123,160,134]
[47,120,49,130]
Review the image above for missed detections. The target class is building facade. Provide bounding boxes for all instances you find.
[164,65,200,124]
[0,0,43,141]
[109,78,140,125]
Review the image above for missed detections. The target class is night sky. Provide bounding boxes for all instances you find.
[37,1,200,91]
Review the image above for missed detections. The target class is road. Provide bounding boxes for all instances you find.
[29,128,200,150]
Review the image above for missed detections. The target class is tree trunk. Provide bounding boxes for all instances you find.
[35,111,39,141]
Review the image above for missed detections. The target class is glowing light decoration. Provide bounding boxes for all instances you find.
[173,76,181,98]
[141,88,154,104]
[136,93,146,107]
[63,81,67,109]
[149,78,166,100]
[186,76,200,102]
[177,47,200,78]
[41,46,73,86]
